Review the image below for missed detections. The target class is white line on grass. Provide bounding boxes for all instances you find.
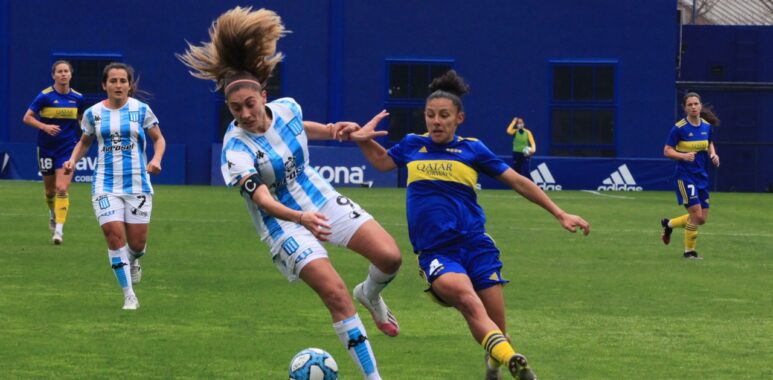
[581,190,636,200]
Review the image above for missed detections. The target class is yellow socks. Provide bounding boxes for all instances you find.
[482,330,516,367]
[669,214,689,229]
[54,193,69,224]
[684,223,698,252]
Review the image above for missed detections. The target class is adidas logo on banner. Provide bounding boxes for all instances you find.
[530,163,562,190]
[597,164,643,191]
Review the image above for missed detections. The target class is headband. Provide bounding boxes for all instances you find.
[224,78,261,93]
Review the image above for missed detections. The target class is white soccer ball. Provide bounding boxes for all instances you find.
[289,348,338,380]
[522,146,532,155]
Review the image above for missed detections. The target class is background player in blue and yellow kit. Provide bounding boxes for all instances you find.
[22,60,85,244]
[348,70,590,380]
[661,92,720,260]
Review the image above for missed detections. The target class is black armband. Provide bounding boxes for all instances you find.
[240,174,261,199]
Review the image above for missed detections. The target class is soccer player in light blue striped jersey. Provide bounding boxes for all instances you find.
[65,63,166,310]
[348,71,590,380]
[178,8,401,380]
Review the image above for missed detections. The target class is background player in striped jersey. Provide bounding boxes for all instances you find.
[178,7,401,379]
[347,70,590,380]
[661,92,720,260]
[22,60,85,244]
[64,63,166,310]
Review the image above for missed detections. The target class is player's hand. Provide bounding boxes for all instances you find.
[710,153,720,167]
[44,124,61,136]
[298,211,332,241]
[147,160,162,175]
[331,122,360,142]
[349,110,389,142]
[558,213,590,236]
[682,152,696,162]
[63,160,74,175]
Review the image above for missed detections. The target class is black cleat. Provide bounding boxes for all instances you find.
[661,218,673,245]
[508,354,537,380]
[683,251,703,260]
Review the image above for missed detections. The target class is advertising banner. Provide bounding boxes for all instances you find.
[0,143,186,185]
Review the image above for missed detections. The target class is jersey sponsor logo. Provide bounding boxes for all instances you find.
[445,148,462,153]
[294,248,314,264]
[313,165,368,185]
[530,163,562,190]
[39,107,78,119]
[597,164,643,191]
[102,132,135,152]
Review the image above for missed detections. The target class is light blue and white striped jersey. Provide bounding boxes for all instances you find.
[81,98,159,195]
[221,97,337,242]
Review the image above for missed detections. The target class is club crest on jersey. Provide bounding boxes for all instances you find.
[129,111,139,122]
[288,118,303,136]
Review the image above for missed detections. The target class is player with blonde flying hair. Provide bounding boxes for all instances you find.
[178,7,401,379]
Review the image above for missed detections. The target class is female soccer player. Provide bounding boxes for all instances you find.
[177,7,401,380]
[64,62,166,310]
[660,92,720,259]
[347,70,590,380]
[23,60,85,244]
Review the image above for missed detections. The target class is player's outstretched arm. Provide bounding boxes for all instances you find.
[496,168,590,235]
[351,110,396,172]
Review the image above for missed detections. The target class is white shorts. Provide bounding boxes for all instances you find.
[269,194,373,282]
[92,193,153,225]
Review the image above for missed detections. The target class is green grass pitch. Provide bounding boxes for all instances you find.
[1,180,771,379]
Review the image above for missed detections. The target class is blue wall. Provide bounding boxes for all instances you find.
[3,1,679,184]
[681,25,773,192]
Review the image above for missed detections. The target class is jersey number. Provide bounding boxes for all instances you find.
[39,158,53,170]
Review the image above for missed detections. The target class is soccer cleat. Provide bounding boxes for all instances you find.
[130,258,142,284]
[660,218,672,245]
[353,283,400,337]
[508,354,537,380]
[122,294,140,310]
[52,231,63,245]
[485,353,504,380]
[683,251,703,260]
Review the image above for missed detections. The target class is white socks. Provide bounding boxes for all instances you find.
[333,314,381,380]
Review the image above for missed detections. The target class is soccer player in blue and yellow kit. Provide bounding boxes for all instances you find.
[348,70,590,380]
[661,92,720,260]
[23,60,85,244]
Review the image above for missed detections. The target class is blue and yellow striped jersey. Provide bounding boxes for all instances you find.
[28,86,84,149]
[388,134,510,252]
[665,118,713,186]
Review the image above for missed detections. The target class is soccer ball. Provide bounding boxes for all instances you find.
[288,348,338,380]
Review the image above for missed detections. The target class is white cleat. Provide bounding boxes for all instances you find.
[122,295,140,310]
[130,258,142,284]
[353,283,399,337]
[52,231,63,245]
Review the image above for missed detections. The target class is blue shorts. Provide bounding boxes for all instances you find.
[37,144,75,176]
[675,178,710,209]
[418,234,508,293]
